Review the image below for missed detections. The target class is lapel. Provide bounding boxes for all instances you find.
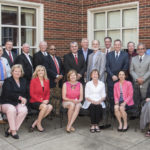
[70,53,77,66]
[49,55,58,72]
[36,77,45,94]
[94,51,101,66]
[117,51,122,62]
[111,51,116,62]
[22,53,32,67]
[89,52,94,67]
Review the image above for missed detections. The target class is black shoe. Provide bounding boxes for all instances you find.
[122,126,129,132]
[117,128,123,132]
[29,126,35,132]
[5,128,10,137]
[11,133,19,139]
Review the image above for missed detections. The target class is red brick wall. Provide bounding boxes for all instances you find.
[24,0,150,55]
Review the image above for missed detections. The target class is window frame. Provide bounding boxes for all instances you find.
[0,0,44,54]
[87,2,139,48]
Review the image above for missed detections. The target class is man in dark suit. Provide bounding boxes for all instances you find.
[2,40,17,67]
[106,39,129,113]
[33,41,48,69]
[44,45,63,88]
[64,42,86,83]
[14,43,33,83]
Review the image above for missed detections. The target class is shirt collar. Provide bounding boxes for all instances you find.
[23,52,30,56]
[139,54,145,59]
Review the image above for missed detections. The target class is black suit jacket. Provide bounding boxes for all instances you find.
[2,49,17,67]
[78,48,93,69]
[14,53,33,82]
[33,51,47,69]
[106,50,129,97]
[0,77,29,106]
[63,52,86,82]
[44,55,64,88]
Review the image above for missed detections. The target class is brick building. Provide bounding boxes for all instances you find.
[0,0,150,56]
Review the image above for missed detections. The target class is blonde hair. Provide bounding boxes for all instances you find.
[67,69,78,81]
[32,65,48,80]
[11,64,24,77]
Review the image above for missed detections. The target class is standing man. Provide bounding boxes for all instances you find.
[106,39,129,113]
[101,37,114,54]
[130,43,150,110]
[64,42,86,83]
[33,41,48,69]
[14,43,33,83]
[3,40,17,67]
[86,40,106,82]
[45,45,63,89]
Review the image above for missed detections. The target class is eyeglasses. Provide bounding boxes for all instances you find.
[138,48,145,50]
[50,48,56,50]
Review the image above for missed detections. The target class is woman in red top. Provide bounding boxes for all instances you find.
[30,65,53,132]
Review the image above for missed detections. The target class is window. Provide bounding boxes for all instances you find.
[0,0,43,55]
[88,2,139,48]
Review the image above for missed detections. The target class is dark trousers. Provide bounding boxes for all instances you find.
[89,104,103,124]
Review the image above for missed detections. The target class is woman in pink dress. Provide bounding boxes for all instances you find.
[62,70,83,133]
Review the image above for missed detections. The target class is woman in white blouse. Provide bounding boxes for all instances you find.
[82,69,106,133]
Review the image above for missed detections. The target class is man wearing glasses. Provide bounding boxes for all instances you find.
[130,43,150,110]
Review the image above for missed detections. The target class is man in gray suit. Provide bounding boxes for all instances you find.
[87,40,106,82]
[130,43,150,109]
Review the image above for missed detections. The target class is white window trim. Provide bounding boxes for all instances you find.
[0,0,44,54]
[87,1,139,48]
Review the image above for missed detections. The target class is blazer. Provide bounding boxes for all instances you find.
[2,49,17,67]
[101,47,114,54]
[30,77,50,103]
[0,77,29,106]
[14,53,33,82]
[0,57,11,78]
[130,54,150,98]
[78,48,93,69]
[86,50,106,82]
[114,80,134,106]
[146,82,150,98]
[64,52,86,82]
[33,51,47,69]
[44,55,64,88]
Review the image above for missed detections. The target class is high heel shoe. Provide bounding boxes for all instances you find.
[29,126,35,132]
[11,133,19,139]
[122,125,129,132]
[5,128,10,137]
[36,126,44,132]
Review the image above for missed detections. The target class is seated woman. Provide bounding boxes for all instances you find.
[62,70,83,133]
[0,46,11,124]
[82,69,106,133]
[114,70,134,132]
[140,82,150,137]
[0,64,28,139]
[30,65,53,132]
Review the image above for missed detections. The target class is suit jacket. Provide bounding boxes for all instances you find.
[30,77,50,103]
[0,57,11,78]
[63,52,86,83]
[114,80,134,106]
[146,82,150,98]
[86,50,106,82]
[2,49,17,67]
[130,54,150,98]
[101,47,114,54]
[14,53,33,82]
[106,50,129,97]
[78,48,93,69]
[0,77,29,106]
[33,51,47,69]
[44,55,64,88]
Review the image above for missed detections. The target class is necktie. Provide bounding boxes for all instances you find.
[140,56,142,63]
[9,51,13,63]
[74,54,78,64]
[106,49,109,54]
[116,53,119,60]
[53,56,60,74]
[0,59,4,81]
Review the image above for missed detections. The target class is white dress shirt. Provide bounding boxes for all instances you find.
[82,80,106,109]
[115,51,120,57]
[23,52,32,66]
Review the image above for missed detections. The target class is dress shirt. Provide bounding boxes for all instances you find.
[6,50,14,62]
[105,47,111,54]
[23,52,32,66]
[139,54,145,61]
[115,51,120,58]
[72,53,78,58]
[42,51,48,56]
[82,48,88,61]
[50,55,59,68]
[82,80,106,109]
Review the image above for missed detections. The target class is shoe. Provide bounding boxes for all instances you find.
[11,133,19,139]
[122,126,129,132]
[70,127,75,132]
[66,128,71,133]
[95,126,101,132]
[117,128,123,132]
[36,126,44,132]
[5,128,10,137]
[29,126,35,132]
[145,130,150,137]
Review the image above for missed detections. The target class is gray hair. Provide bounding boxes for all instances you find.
[81,38,89,43]
[137,43,146,49]
[39,41,47,46]
[22,43,30,48]
[92,40,100,45]
[70,41,78,47]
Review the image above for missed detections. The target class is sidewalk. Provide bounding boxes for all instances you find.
[0,116,149,150]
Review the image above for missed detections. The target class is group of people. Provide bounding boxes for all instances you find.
[0,37,150,139]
